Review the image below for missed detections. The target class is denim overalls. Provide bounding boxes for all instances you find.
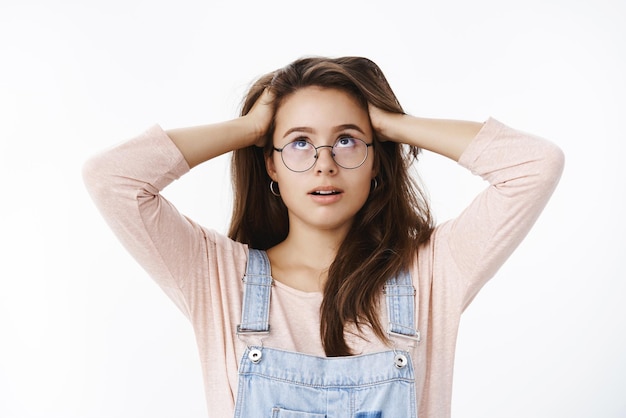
[234,249,420,418]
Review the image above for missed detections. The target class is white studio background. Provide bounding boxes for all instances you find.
[0,0,624,417]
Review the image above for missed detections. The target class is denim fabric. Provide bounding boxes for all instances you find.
[238,248,273,333]
[234,250,418,418]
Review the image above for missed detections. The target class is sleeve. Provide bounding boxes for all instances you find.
[443,118,565,310]
[82,125,209,317]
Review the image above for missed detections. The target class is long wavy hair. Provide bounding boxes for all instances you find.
[229,56,434,356]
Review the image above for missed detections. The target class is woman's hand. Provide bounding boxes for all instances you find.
[368,103,399,143]
[245,88,275,147]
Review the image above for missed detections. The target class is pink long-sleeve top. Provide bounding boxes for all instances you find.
[83,118,564,417]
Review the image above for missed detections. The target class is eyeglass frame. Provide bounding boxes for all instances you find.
[272,138,374,172]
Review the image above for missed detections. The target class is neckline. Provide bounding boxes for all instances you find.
[272,277,324,298]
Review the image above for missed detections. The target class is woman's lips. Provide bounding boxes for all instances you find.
[308,186,343,203]
[308,185,343,195]
[310,190,341,196]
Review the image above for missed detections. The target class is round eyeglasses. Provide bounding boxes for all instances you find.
[273,137,373,172]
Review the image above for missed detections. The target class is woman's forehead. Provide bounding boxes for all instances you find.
[274,87,370,137]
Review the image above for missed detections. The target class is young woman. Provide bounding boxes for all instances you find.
[83,56,564,417]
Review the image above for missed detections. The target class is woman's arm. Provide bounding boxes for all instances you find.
[82,91,273,315]
[167,89,274,168]
[368,106,483,161]
[370,106,565,308]
[448,119,564,307]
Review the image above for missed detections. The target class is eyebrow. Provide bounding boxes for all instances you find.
[282,124,366,138]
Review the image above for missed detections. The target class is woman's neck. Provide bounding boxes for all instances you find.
[266,224,349,292]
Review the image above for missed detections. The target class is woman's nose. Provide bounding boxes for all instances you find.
[314,146,337,173]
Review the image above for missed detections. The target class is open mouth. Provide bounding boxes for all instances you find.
[310,190,341,196]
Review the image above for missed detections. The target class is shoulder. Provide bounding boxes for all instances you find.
[203,228,249,269]
[409,223,467,303]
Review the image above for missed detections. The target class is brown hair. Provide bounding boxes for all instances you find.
[229,56,434,356]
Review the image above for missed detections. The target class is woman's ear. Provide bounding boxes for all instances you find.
[265,153,278,182]
[371,143,380,180]
[371,157,379,179]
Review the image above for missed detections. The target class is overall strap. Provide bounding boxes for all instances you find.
[237,249,273,334]
[384,270,421,343]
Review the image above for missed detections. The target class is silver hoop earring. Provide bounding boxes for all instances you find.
[370,177,379,192]
[269,180,281,197]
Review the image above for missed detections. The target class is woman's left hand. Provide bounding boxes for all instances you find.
[368,103,399,143]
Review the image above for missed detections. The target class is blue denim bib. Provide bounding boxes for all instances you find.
[234,249,420,418]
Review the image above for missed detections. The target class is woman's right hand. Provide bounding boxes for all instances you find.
[244,88,275,147]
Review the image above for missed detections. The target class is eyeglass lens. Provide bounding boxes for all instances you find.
[281,138,369,172]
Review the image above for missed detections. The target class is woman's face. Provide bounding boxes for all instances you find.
[266,86,376,236]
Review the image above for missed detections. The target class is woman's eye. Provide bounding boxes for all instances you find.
[291,139,310,150]
[336,137,357,147]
